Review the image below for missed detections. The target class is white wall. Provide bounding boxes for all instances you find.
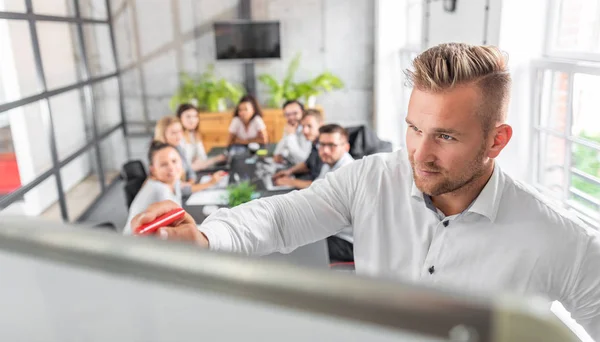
[115,0,375,128]
[373,0,413,149]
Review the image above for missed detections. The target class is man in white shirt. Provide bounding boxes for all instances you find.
[312,124,355,262]
[272,109,324,189]
[273,100,312,165]
[131,43,600,339]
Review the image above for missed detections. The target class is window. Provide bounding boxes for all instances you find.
[0,5,126,222]
[533,0,600,227]
[546,0,600,60]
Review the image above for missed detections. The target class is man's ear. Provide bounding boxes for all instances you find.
[488,124,512,159]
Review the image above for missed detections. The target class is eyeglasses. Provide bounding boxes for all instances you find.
[316,142,344,150]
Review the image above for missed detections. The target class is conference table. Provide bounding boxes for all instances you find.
[183,145,331,269]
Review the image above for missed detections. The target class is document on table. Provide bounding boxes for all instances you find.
[186,189,229,206]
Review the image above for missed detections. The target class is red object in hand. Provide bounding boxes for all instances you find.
[134,208,186,236]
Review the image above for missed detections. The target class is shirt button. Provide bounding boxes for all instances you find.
[443,221,449,227]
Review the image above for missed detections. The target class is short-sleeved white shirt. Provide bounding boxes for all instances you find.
[228,116,266,140]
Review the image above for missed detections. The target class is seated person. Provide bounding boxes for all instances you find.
[272,100,312,165]
[228,95,268,145]
[176,103,227,170]
[122,141,226,235]
[154,116,196,183]
[312,125,355,263]
[272,109,324,189]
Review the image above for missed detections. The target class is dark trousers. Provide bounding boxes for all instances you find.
[327,236,354,263]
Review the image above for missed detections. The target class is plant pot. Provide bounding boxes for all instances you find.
[307,95,317,108]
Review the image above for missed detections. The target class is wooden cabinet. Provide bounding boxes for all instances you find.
[197,107,324,152]
[198,109,287,152]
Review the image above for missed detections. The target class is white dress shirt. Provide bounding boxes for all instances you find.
[317,152,354,243]
[200,150,600,339]
[180,134,207,164]
[228,116,266,141]
[273,125,312,164]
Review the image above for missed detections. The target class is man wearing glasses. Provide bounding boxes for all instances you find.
[273,100,312,165]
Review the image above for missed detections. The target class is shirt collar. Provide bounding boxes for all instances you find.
[330,153,353,171]
[410,164,504,222]
[467,163,504,222]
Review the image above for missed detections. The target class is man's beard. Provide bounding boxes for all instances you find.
[410,145,487,197]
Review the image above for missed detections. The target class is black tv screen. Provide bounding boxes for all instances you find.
[214,21,281,60]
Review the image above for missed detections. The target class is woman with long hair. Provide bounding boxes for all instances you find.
[228,95,268,145]
[122,140,226,235]
[176,103,226,170]
[154,116,197,183]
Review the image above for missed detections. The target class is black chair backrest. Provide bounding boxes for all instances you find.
[122,160,147,181]
[345,125,393,159]
[121,160,147,209]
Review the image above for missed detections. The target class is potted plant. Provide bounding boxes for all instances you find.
[258,53,344,108]
[226,181,257,207]
[170,64,245,112]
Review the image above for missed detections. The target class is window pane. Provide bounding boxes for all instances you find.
[538,133,568,199]
[93,77,121,134]
[539,70,570,133]
[49,89,93,161]
[571,142,600,197]
[83,24,116,77]
[32,0,74,17]
[0,20,41,105]
[0,0,26,12]
[36,22,83,89]
[99,128,127,186]
[1,101,53,183]
[79,0,108,20]
[0,175,61,222]
[57,147,101,222]
[552,0,600,54]
[572,73,600,142]
[113,6,137,67]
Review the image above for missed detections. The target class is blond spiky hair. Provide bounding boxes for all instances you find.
[405,43,511,134]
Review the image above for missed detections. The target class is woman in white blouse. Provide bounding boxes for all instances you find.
[176,104,226,171]
[228,95,269,145]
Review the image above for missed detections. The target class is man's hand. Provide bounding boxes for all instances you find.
[273,155,285,164]
[209,170,228,185]
[273,169,292,180]
[274,176,295,187]
[130,200,209,247]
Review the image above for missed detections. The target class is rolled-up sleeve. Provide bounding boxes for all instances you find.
[199,158,364,255]
[561,232,600,340]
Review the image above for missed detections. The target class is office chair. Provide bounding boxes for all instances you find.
[121,160,147,208]
[345,125,393,159]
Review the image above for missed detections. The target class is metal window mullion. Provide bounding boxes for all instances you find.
[106,0,131,159]
[0,11,108,24]
[23,0,68,221]
[0,72,117,114]
[72,0,106,193]
[531,68,544,186]
[563,72,574,203]
[571,167,600,187]
[128,0,151,134]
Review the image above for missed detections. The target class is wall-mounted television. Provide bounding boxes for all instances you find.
[213,21,281,60]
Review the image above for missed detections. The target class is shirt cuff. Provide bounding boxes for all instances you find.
[198,220,231,251]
